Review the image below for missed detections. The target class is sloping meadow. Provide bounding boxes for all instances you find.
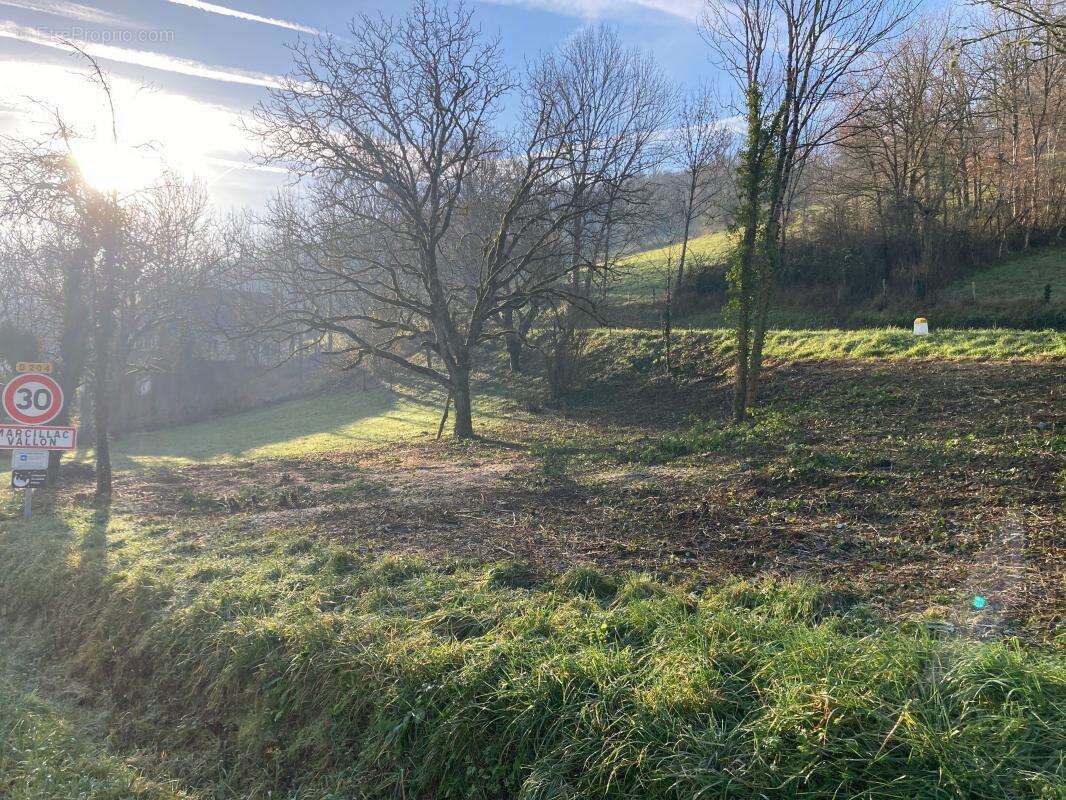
[0,509,1062,799]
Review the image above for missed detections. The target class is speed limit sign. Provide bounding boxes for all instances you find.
[3,372,64,425]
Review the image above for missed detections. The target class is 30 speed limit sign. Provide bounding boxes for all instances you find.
[3,372,64,425]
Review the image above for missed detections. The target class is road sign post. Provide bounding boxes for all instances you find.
[15,362,52,374]
[2,366,74,518]
[0,425,77,450]
[12,448,49,470]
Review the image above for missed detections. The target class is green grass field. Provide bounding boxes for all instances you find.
[82,382,511,470]
[72,326,1063,471]
[616,234,1064,331]
[2,320,1063,799]
[106,386,442,469]
[943,245,1064,305]
[613,230,732,303]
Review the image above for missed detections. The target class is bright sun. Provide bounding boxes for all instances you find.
[70,138,172,195]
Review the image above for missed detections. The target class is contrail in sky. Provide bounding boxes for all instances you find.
[0,0,134,27]
[164,0,321,34]
[0,20,286,87]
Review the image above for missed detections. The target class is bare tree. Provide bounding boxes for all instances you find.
[669,87,734,301]
[109,177,221,424]
[248,2,666,436]
[704,0,913,420]
[968,0,1066,54]
[823,11,1064,294]
[0,48,219,500]
[0,122,106,490]
[523,25,671,393]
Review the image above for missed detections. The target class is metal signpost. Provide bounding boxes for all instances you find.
[2,366,75,518]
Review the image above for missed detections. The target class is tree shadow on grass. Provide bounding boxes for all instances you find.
[104,388,419,469]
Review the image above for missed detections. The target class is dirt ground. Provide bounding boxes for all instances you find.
[60,359,1064,641]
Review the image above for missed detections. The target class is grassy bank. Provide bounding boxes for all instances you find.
[943,245,1064,305]
[578,327,1065,391]
[0,644,192,799]
[618,239,1064,331]
[613,230,733,303]
[1,510,1062,799]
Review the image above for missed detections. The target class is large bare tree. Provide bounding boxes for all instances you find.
[970,0,1066,54]
[248,2,664,436]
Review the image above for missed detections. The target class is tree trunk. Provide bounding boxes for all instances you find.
[746,198,782,409]
[452,366,474,439]
[436,391,452,439]
[674,188,695,308]
[745,275,772,409]
[501,307,523,373]
[93,296,114,504]
[505,335,523,373]
[731,229,756,422]
[93,222,119,506]
[731,96,766,423]
[47,249,91,487]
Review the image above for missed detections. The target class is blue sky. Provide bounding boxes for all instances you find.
[0,0,941,207]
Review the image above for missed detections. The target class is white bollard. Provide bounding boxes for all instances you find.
[913,317,929,336]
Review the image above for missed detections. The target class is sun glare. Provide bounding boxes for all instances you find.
[69,138,167,195]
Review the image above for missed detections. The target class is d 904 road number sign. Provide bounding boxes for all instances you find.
[3,372,63,425]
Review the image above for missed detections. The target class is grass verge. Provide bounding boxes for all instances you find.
[0,509,1062,799]
[943,245,1064,305]
[613,230,733,303]
[0,646,193,799]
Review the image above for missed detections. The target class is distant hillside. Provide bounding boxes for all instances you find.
[614,237,1064,331]
[942,245,1063,305]
[612,230,733,305]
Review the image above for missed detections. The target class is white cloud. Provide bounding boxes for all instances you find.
[480,0,703,22]
[0,59,279,191]
[164,0,321,34]
[0,0,135,27]
[0,19,286,87]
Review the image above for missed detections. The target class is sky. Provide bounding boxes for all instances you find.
[0,0,722,208]
[0,0,958,208]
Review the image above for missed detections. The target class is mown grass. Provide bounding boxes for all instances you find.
[55,325,1064,481]
[0,510,1062,799]
[584,327,1065,374]
[96,386,440,469]
[79,381,510,471]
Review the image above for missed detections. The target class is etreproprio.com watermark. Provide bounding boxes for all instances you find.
[32,26,176,45]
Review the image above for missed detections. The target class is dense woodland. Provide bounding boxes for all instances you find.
[784,10,1065,301]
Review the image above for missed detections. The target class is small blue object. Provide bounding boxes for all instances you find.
[973,595,987,610]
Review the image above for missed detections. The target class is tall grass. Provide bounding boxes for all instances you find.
[1,511,1062,799]
[0,656,191,799]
